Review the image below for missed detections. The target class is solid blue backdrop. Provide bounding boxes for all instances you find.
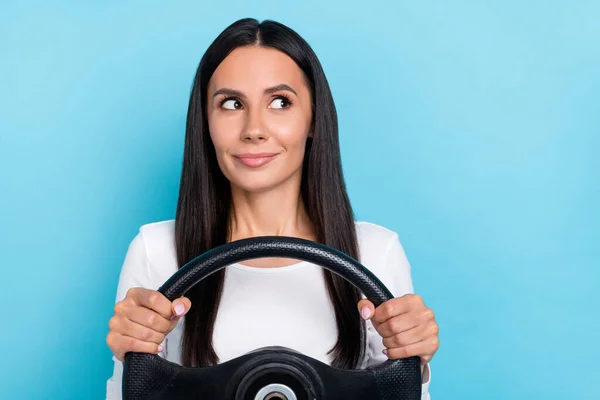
[1,1,598,399]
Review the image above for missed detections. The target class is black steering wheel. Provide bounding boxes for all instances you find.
[122,236,422,399]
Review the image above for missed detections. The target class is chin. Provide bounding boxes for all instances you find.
[230,177,282,193]
[225,165,303,194]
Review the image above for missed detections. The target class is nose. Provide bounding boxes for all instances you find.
[241,108,269,143]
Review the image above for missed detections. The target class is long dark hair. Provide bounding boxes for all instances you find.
[174,18,364,369]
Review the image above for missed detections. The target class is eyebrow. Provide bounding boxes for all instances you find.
[212,84,297,99]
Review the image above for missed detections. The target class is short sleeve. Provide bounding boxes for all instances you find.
[362,232,432,399]
[105,231,166,400]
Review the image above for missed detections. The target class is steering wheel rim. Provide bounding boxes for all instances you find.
[160,235,393,305]
[123,236,422,399]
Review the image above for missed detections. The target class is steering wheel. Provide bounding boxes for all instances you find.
[122,236,422,399]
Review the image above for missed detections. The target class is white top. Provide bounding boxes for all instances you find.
[106,220,431,399]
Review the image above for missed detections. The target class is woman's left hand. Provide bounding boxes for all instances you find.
[358,294,439,369]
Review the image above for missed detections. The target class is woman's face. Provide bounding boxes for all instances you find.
[206,46,313,193]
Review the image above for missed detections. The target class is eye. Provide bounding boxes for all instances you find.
[269,96,292,109]
[221,98,243,110]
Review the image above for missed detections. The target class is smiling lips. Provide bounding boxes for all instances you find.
[233,152,280,168]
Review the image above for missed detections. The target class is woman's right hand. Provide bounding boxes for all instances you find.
[106,287,191,361]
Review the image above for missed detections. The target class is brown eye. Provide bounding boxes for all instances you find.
[269,97,291,109]
[222,99,243,110]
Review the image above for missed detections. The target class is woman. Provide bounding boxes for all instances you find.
[105,18,439,399]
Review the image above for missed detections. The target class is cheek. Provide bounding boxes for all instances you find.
[208,114,241,155]
[267,113,311,151]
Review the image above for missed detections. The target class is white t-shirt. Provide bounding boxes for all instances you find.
[106,220,431,399]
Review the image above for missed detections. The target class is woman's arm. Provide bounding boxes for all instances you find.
[362,232,432,400]
[105,232,166,400]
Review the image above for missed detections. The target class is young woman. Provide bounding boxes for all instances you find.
[105,18,439,399]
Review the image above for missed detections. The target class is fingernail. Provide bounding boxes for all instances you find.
[174,303,185,316]
[360,306,371,320]
[382,349,388,357]
[158,345,164,353]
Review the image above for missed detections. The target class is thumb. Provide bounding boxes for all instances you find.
[170,297,192,320]
[357,299,375,321]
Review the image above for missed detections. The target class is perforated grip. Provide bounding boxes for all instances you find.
[123,236,422,399]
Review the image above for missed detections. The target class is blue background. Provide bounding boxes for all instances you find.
[1,1,599,398]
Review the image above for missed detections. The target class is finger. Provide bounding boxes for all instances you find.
[112,332,164,361]
[357,299,375,321]
[110,315,166,344]
[170,296,192,321]
[376,312,422,338]
[129,289,173,319]
[372,294,423,324]
[383,336,439,360]
[125,306,173,333]
[382,323,429,349]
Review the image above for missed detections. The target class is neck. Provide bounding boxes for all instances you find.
[228,177,315,242]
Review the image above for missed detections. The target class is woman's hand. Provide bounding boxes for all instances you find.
[358,294,439,368]
[106,287,191,361]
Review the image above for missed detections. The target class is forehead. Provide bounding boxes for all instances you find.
[209,46,306,91]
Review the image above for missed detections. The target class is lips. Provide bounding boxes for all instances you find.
[233,152,279,168]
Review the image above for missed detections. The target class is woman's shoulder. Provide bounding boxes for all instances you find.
[354,220,399,238]
[137,219,177,265]
[137,218,176,238]
[353,220,413,296]
[130,219,178,288]
[354,220,401,251]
